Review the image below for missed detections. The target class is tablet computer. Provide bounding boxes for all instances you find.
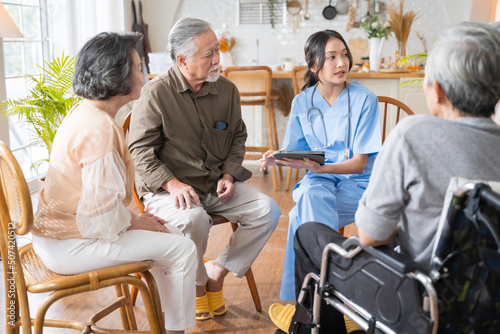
[273,150,325,166]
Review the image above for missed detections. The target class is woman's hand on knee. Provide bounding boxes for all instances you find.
[128,213,171,233]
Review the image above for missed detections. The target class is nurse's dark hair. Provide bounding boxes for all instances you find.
[302,30,353,91]
[73,32,143,100]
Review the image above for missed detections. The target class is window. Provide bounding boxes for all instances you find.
[238,0,286,26]
[3,0,48,186]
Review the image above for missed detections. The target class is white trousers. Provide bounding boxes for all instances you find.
[32,229,197,331]
[144,182,281,286]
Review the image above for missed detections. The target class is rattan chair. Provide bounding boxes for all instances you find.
[222,66,282,191]
[121,111,262,312]
[0,140,166,334]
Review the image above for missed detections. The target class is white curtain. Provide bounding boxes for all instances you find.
[46,0,126,57]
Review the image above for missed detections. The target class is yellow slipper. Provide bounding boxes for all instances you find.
[269,303,295,334]
[196,294,210,321]
[206,289,226,316]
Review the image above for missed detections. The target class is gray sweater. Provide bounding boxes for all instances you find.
[355,115,500,273]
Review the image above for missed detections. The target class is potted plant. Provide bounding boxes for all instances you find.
[362,14,391,72]
[0,53,81,172]
[399,51,427,90]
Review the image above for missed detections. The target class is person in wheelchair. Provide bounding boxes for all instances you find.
[270,22,500,334]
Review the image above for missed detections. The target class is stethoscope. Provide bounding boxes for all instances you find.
[306,82,351,159]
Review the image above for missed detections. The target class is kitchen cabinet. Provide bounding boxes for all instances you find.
[349,71,428,115]
[351,72,428,137]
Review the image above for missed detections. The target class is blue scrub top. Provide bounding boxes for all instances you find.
[281,81,382,181]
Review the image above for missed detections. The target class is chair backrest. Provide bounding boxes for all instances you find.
[377,96,414,143]
[430,182,500,333]
[222,66,273,107]
[0,140,35,331]
[291,65,307,96]
[121,111,145,214]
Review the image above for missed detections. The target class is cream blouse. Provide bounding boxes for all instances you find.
[33,100,135,241]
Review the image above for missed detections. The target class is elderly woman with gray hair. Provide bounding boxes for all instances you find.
[271,22,500,334]
[32,32,197,334]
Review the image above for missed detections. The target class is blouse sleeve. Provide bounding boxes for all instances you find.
[76,150,132,242]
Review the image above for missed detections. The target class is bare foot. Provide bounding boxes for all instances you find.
[205,260,229,313]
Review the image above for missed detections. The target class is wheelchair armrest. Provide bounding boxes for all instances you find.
[342,236,417,274]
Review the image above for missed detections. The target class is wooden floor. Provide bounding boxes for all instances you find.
[0,165,357,333]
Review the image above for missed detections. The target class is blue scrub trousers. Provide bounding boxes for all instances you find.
[279,172,368,301]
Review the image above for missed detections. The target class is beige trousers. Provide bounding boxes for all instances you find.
[144,182,281,286]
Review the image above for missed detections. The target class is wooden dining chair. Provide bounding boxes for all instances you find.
[378,95,415,143]
[0,140,165,334]
[121,111,262,312]
[337,96,414,236]
[222,66,282,191]
[285,66,308,191]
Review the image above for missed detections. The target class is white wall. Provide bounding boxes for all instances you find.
[125,0,181,52]
[173,0,449,66]
[134,0,497,67]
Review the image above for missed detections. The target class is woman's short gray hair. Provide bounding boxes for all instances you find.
[73,32,142,100]
[425,22,500,117]
[167,17,212,64]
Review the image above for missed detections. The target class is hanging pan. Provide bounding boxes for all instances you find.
[323,0,337,20]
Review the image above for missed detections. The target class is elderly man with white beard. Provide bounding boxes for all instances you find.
[128,16,280,321]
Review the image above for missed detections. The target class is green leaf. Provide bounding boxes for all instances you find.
[0,52,82,169]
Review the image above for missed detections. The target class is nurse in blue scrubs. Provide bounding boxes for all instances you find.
[261,29,382,301]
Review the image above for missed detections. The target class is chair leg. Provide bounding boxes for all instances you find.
[115,285,131,330]
[244,267,262,312]
[121,284,138,330]
[285,167,293,191]
[265,105,279,191]
[269,104,283,180]
[230,221,262,311]
[130,273,141,305]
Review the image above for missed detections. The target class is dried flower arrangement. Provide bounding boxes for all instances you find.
[219,36,236,53]
[387,0,420,57]
[271,81,294,117]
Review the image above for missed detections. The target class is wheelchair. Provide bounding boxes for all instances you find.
[290,182,500,334]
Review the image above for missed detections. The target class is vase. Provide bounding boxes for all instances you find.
[369,37,384,72]
[398,40,407,59]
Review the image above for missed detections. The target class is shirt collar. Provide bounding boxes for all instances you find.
[172,65,220,97]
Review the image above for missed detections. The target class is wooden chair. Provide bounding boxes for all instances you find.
[121,112,262,312]
[285,66,308,191]
[378,96,415,143]
[222,66,282,191]
[0,140,165,334]
[338,96,414,236]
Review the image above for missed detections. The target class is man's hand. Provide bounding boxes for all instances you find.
[217,174,235,204]
[128,213,171,233]
[163,177,201,210]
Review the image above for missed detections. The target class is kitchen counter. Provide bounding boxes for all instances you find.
[273,69,424,79]
[348,70,425,79]
[149,69,425,80]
